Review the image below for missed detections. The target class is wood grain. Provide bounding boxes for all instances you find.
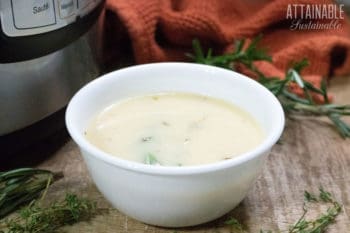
[11,76,350,232]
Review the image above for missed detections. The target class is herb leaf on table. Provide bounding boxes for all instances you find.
[0,193,97,233]
[0,168,63,219]
[225,188,342,233]
[188,36,350,138]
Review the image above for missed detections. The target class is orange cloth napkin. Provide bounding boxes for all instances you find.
[105,0,350,100]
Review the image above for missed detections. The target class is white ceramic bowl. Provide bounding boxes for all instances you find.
[66,62,284,227]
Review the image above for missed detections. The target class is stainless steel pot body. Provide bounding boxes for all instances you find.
[0,0,104,135]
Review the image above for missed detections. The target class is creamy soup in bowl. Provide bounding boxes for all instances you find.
[85,92,264,166]
[65,62,284,227]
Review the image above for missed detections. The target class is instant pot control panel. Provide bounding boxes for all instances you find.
[0,0,104,62]
[0,0,103,37]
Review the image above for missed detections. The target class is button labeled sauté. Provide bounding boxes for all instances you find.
[11,0,56,29]
[33,2,49,14]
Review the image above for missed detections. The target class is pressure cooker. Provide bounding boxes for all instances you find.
[0,0,105,136]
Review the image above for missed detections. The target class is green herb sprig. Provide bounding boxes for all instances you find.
[144,153,161,165]
[0,193,97,233]
[0,168,63,219]
[189,37,350,138]
[226,188,342,233]
[287,188,341,233]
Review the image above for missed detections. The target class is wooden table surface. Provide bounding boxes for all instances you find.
[4,76,350,232]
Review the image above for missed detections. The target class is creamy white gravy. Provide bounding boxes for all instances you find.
[85,93,264,166]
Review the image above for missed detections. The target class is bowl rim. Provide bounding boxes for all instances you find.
[66,62,285,175]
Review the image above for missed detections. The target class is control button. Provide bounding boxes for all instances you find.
[11,0,56,29]
[59,0,76,19]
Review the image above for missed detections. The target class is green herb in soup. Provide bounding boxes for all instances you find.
[85,93,265,166]
[144,153,161,165]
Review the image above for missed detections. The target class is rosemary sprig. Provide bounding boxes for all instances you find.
[0,193,97,233]
[188,36,271,74]
[189,37,350,138]
[226,188,342,233]
[0,168,63,219]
